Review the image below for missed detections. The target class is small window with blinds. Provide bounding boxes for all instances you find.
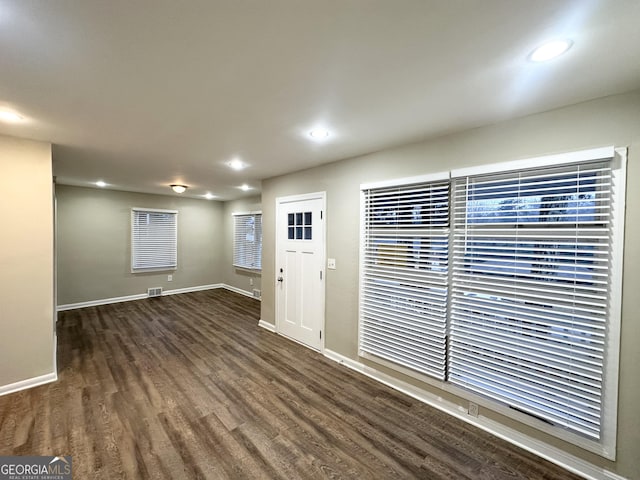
[449,159,617,441]
[233,213,262,270]
[131,208,178,272]
[359,176,450,380]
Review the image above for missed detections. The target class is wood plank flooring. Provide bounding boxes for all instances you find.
[0,289,582,479]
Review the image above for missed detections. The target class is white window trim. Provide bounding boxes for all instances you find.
[131,207,178,273]
[360,171,450,190]
[600,146,626,459]
[232,210,263,216]
[357,147,626,460]
[450,146,615,178]
[232,210,262,271]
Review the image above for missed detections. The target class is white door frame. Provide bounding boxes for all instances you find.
[275,191,326,352]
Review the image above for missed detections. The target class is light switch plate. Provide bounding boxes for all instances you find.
[327,258,336,269]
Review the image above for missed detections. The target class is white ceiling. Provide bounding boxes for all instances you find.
[0,0,639,200]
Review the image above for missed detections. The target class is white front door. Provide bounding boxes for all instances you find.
[276,192,325,351]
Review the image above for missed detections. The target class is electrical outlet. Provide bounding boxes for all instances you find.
[249,277,254,286]
[327,258,336,269]
[468,401,479,417]
[167,274,173,282]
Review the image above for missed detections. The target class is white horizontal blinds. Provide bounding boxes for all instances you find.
[360,180,450,380]
[449,160,613,439]
[233,214,262,269]
[132,209,177,271]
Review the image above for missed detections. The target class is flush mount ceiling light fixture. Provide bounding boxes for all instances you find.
[227,158,246,170]
[528,39,573,62]
[0,109,24,123]
[308,128,330,140]
[170,184,188,194]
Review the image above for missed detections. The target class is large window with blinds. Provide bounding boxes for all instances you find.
[360,174,450,380]
[359,147,625,455]
[233,212,262,270]
[131,208,178,272]
[450,160,615,441]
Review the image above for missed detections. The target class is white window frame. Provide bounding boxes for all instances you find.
[131,207,178,273]
[232,211,262,271]
[357,146,626,459]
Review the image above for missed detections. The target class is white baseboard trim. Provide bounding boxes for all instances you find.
[223,284,257,299]
[0,372,57,397]
[258,320,276,332]
[323,349,627,480]
[56,283,260,311]
[57,293,148,311]
[163,283,224,296]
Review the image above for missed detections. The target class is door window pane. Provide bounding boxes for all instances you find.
[287,210,313,240]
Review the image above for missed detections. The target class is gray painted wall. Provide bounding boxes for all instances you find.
[222,195,262,295]
[56,186,225,305]
[261,90,640,478]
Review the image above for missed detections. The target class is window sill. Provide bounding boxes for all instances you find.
[131,267,178,274]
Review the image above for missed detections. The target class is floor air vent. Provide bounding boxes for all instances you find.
[147,287,163,297]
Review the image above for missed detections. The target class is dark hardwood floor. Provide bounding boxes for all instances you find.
[0,289,581,479]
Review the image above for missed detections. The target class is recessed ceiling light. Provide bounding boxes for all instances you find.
[228,158,246,170]
[204,192,216,200]
[239,184,251,191]
[309,128,330,140]
[529,39,573,62]
[170,184,188,194]
[0,109,24,123]
[96,180,107,187]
